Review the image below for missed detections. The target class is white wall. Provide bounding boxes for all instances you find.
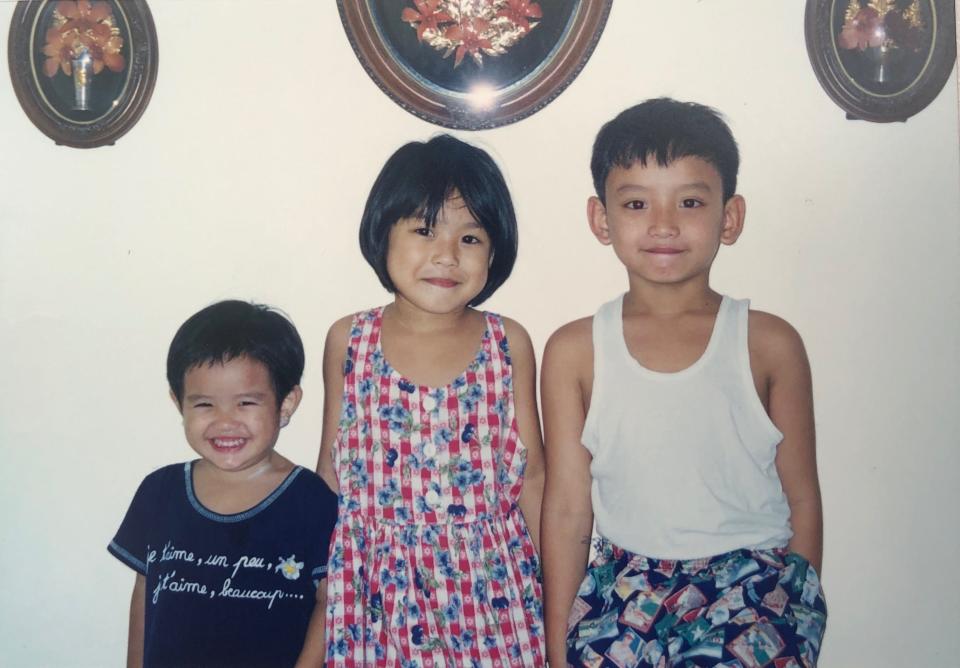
[1,1,957,665]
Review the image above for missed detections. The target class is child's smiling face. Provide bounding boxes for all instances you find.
[589,155,745,289]
[386,194,491,315]
[176,356,299,474]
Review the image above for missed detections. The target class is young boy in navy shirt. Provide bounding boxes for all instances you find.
[109,300,338,667]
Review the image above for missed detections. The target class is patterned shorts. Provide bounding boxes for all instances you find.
[566,540,827,668]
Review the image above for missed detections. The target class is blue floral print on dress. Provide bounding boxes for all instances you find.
[450,456,484,491]
[326,309,544,666]
[378,401,411,433]
[376,478,401,506]
[344,347,354,375]
[348,457,368,486]
[357,377,374,400]
[433,426,454,447]
[443,594,462,622]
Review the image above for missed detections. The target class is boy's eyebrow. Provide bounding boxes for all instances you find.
[615,181,714,193]
[183,391,271,401]
[236,392,270,399]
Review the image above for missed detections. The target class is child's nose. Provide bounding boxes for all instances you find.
[211,408,243,426]
[648,210,679,237]
[431,238,459,266]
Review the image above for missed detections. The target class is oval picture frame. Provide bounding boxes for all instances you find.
[805,0,956,122]
[8,0,159,148]
[338,0,612,130]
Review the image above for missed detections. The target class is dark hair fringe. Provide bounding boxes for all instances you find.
[591,98,740,203]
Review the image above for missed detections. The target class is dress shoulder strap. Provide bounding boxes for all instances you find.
[343,307,383,377]
[483,311,511,369]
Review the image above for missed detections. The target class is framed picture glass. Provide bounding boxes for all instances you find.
[339,0,612,129]
[7,0,159,148]
[805,0,956,122]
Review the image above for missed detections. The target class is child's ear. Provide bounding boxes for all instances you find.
[278,385,303,428]
[169,389,182,414]
[587,196,612,245]
[720,195,746,246]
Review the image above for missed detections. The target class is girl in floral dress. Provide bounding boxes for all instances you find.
[317,135,545,667]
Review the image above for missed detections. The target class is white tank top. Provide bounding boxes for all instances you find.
[582,294,792,559]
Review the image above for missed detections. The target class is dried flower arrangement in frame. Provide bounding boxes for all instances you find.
[805,0,956,122]
[338,0,612,129]
[8,0,158,148]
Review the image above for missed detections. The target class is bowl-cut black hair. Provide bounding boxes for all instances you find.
[591,98,740,204]
[359,134,518,306]
[167,300,304,408]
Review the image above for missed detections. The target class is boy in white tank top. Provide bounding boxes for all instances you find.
[541,98,826,667]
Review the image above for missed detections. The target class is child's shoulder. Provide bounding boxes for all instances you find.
[138,461,188,488]
[492,313,533,349]
[545,315,594,353]
[291,466,338,503]
[322,310,373,365]
[542,316,594,380]
[746,307,809,375]
[326,312,358,342]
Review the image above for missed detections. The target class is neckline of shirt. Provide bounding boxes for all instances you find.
[374,306,495,391]
[183,461,304,523]
[615,294,730,381]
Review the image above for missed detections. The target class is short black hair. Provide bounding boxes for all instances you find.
[359,134,518,306]
[167,300,304,407]
[591,98,740,204]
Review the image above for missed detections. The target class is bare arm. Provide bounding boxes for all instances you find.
[541,320,595,666]
[316,316,353,493]
[752,312,823,574]
[126,574,145,668]
[503,318,545,553]
[294,580,328,667]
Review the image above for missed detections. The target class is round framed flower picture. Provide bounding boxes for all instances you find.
[338,0,613,130]
[805,0,956,122]
[7,0,159,148]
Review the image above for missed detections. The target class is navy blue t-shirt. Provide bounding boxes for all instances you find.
[109,462,338,668]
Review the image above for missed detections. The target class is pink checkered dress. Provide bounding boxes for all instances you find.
[324,308,544,667]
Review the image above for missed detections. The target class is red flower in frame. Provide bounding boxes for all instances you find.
[42,0,125,77]
[401,0,454,42]
[496,0,542,32]
[58,0,113,44]
[838,7,885,50]
[445,18,492,68]
[43,27,76,76]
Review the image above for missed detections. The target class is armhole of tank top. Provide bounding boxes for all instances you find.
[737,301,785,446]
[581,307,606,456]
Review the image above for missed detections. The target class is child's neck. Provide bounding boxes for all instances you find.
[624,278,721,317]
[192,452,294,515]
[388,295,476,334]
[382,296,486,388]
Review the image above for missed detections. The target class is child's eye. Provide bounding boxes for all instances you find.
[239,400,260,406]
[461,235,483,245]
[624,200,647,210]
[192,402,212,408]
[680,198,703,208]
[413,226,434,237]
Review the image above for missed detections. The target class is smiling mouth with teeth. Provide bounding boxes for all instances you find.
[210,437,246,450]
